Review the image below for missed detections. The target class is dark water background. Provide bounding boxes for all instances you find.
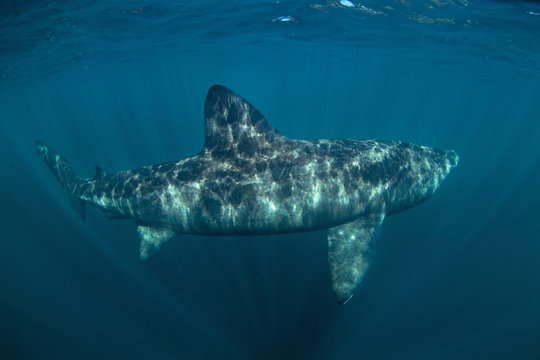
[1,1,540,359]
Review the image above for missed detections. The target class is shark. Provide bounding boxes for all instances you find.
[36,84,458,304]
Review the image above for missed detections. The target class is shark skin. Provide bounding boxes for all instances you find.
[36,84,459,304]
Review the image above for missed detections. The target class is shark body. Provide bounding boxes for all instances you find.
[37,85,458,303]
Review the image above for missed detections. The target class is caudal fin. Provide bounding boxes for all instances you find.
[35,141,86,219]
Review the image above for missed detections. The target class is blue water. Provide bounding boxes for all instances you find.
[1,0,540,359]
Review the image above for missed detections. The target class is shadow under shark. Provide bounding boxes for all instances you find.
[36,85,458,304]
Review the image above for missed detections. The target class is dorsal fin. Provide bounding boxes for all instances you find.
[203,85,281,153]
[94,165,104,180]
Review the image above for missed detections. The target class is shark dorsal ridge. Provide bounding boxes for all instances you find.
[203,85,282,153]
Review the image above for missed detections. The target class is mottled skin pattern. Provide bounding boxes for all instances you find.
[73,138,454,233]
[36,85,458,304]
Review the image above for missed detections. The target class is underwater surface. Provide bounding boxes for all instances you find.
[1,0,540,359]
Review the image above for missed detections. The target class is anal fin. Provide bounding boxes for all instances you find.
[137,225,175,259]
[328,213,385,304]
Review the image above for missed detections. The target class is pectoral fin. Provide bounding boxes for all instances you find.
[328,213,385,304]
[137,225,175,259]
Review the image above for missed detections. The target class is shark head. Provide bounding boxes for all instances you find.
[384,143,459,216]
[380,143,459,215]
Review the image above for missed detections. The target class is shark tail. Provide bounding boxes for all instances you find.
[35,141,86,219]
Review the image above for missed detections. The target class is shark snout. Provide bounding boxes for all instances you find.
[446,149,459,169]
[428,147,459,175]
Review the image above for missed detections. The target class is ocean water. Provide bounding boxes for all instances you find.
[1,0,540,359]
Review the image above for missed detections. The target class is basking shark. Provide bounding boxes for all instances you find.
[36,84,458,304]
